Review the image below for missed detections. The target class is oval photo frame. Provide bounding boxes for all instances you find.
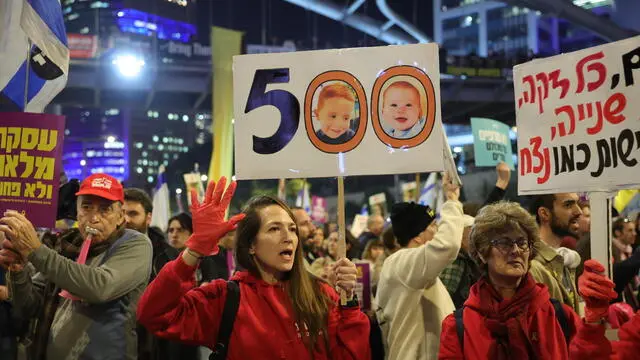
[371,66,437,149]
[304,71,368,154]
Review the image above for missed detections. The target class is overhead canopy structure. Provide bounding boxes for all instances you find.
[500,0,638,41]
[281,0,429,44]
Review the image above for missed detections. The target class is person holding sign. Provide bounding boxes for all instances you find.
[137,177,370,360]
[439,202,618,359]
[313,82,357,145]
[376,173,464,360]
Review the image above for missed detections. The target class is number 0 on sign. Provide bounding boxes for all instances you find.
[233,44,445,180]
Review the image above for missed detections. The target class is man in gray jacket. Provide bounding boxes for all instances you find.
[0,173,152,360]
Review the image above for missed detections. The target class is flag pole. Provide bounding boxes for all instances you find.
[24,40,31,110]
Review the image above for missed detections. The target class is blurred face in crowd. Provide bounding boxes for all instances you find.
[369,245,384,262]
[313,228,325,248]
[292,208,315,243]
[549,193,582,239]
[327,232,338,258]
[486,229,531,281]
[167,219,192,250]
[368,215,385,236]
[77,195,124,243]
[578,206,591,235]
[123,200,151,234]
[616,222,637,246]
[251,205,298,276]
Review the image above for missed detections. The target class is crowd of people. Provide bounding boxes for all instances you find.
[0,165,639,360]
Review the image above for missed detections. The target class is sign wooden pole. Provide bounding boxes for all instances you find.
[588,191,615,278]
[415,173,421,202]
[337,176,348,305]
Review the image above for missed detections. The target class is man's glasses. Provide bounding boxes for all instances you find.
[491,237,531,253]
[78,203,117,216]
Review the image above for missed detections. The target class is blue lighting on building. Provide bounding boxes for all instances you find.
[116,8,195,43]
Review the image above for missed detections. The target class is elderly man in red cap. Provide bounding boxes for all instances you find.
[0,173,152,360]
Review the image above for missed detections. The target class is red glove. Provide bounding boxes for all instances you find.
[185,177,245,256]
[578,259,618,323]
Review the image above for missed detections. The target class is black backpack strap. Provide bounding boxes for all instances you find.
[210,280,240,360]
[454,307,464,352]
[550,298,570,345]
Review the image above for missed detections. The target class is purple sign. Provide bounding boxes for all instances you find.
[355,262,372,312]
[0,113,65,228]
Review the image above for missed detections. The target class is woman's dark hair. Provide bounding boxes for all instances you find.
[167,213,193,234]
[235,195,332,355]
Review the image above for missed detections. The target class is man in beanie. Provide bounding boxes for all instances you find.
[0,173,152,360]
[376,173,465,360]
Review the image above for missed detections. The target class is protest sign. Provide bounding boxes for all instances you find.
[369,192,387,218]
[233,44,444,180]
[183,172,205,206]
[350,214,368,238]
[471,118,515,170]
[514,36,640,194]
[0,112,65,228]
[310,195,327,223]
[354,262,372,312]
[402,181,418,202]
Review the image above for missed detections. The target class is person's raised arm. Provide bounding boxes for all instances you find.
[137,177,245,346]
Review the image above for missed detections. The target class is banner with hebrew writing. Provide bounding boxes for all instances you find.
[514,36,640,195]
[0,112,65,228]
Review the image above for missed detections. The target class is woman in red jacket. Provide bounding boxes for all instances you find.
[137,177,370,360]
[438,201,617,359]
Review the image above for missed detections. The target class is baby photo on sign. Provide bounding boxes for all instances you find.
[379,76,428,140]
[311,81,361,145]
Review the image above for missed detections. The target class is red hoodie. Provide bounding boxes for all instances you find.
[136,256,370,360]
[439,274,600,359]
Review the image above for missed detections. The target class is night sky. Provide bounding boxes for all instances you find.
[196,0,435,48]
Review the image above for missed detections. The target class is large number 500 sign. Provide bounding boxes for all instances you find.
[243,65,437,155]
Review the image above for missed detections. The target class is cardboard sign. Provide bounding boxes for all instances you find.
[369,192,387,218]
[350,214,368,238]
[514,36,640,194]
[67,34,98,59]
[471,117,514,170]
[402,181,418,202]
[355,262,372,312]
[0,113,65,228]
[183,172,205,206]
[233,44,445,180]
[310,195,327,223]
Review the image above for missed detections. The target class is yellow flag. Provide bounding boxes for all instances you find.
[614,189,639,213]
[209,27,243,183]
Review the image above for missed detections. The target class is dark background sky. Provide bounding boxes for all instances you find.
[196,0,434,48]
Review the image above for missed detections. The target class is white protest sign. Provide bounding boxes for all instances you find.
[515,36,640,195]
[233,44,444,180]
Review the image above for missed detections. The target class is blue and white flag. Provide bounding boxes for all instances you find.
[418,172,445,217]
[151,166,171,232]
[295,182,311,214]
[0,0,69,112]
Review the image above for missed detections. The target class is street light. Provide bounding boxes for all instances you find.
[112,54,145,78]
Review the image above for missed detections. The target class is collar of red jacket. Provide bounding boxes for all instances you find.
[232,270,289,288]
[464,274,550,320]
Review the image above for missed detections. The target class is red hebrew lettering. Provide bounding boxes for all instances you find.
[520,147,532,176]
[576,51,606,94]
[554,105,576,139]
[518,75,536,109]
[604,92,626,125]
[586,101,604,135]
[530,136,551,184]
[549,69,570,99]
[535,72,549,113]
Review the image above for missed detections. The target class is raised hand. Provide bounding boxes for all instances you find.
[495,162,511,190]
[333,258,357,299]
[578,259,618,323]
[443,173,460,202]
[185,177,245,257]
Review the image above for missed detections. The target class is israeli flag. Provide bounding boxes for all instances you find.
[0,0,69,112]
[418,172,445,218]
[151,166,171,232]
[295,182,311,214]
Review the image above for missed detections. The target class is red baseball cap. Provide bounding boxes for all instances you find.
[75,173,125,202]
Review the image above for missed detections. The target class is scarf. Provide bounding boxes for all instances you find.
[27,226,124,360]
[465,274,549,360]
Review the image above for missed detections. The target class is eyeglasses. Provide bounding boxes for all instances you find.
[490,237,531,253]
[78,203,118,217]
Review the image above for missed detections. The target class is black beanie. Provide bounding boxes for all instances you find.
[390,202,436,247]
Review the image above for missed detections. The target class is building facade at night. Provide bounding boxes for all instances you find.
[433,0,615,57]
